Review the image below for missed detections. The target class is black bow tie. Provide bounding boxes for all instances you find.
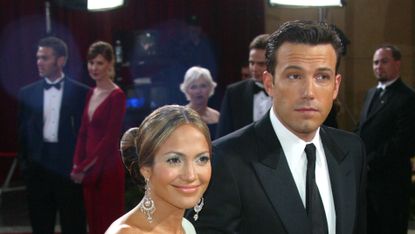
[253,83,268,96]
[44,80,63,90]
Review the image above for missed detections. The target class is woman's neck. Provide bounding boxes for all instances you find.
[188,103,208,115]
[95,78,115,90]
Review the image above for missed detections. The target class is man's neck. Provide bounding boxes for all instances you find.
[45,72,64,82]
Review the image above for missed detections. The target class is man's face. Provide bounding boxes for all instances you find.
[264,42,341,141]
[248,48,266,82]
[372,48,400,83]
[36,46,64,80]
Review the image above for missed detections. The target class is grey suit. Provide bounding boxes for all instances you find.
[193,113,367,234]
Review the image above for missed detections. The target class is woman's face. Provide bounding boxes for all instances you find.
[141,124,211,210]
[186,77,211,105]
[87,54,112,81]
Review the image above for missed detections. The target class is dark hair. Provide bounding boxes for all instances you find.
[377,44,401,61]
[266,20,343,76]
[249,34,269,50]
[87,41,114,63]
[87,41,115,79]
[38,36,68,59]
[120,105,211,191]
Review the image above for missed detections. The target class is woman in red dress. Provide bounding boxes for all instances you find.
[71,41,126,234]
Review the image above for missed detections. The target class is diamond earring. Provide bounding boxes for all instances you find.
[138,178,156,223]
[193,197,204,221]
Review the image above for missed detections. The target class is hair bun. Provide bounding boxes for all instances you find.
[120,127,140,171]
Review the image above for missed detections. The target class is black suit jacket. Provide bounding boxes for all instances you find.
[357,78,415,200]
[216,79,258,138]
[18,77,89,177]
[194,113,367,234]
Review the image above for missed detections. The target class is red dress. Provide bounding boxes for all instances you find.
[72,88,126,234]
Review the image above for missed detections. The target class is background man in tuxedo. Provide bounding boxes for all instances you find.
[193,20,366,234]
[18,36,88,234]
[215,34,272,138]
[357,44,415,234]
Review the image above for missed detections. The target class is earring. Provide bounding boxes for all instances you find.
[193,197,204,221]
[139,178,156,223]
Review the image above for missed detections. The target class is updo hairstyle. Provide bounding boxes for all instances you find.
[120,105,211,191]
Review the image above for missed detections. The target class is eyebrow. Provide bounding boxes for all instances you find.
[283,65,334,73]
[162,151,210,158]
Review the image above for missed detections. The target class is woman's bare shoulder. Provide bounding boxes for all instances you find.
[105,223,138,234]
[105,208,143,234]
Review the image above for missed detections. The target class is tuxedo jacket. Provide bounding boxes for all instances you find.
[357,78,415,196]
[194,113,367,234]
[216,79,258,138]
[18,77,89,177]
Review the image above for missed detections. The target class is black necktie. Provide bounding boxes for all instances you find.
[305,143,328,234]
[368,87,383,114]
[44,80,62,90]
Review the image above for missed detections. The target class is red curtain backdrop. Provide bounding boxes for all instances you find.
[0,0,264,152]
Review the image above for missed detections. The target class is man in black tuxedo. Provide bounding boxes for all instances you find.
[216,34,272,138]
[192,20,366,234]
[357,45,415,234]
[18,37,88,234]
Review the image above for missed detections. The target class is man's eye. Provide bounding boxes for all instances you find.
[316,74,330,80]
[287,74,301,80]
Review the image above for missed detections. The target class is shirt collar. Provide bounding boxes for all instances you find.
[269,106,322,158]
[377,76,398,90]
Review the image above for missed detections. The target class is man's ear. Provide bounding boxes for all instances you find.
[263,71,274,96]
[57,56,66,67]
[333,74,342,100]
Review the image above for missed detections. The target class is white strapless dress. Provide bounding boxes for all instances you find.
[182,218,196,234]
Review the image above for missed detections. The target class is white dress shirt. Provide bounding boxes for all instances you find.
[269,107,336,234]
[43,76,64,143]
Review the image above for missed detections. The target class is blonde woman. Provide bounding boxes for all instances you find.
[180,66,219,139]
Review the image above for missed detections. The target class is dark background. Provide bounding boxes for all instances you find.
[0,0,264,157]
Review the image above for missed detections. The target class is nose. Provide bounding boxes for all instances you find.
[181,162,196,182]
[303,77,315,99]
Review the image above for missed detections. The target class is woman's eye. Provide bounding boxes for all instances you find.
[166,157,182,165]
[196,155,210,165]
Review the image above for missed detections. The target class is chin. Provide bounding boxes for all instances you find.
[172,196,202,209]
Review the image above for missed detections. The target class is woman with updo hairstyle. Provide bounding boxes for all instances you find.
[180,66,220,139]
[71,41,126,234]
[106,105,212,234]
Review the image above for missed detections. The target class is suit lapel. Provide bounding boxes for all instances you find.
[33,81,44,132]
[361,79,401,127]
[58,77,73,140]
[361,87,376,123]
[244,80,255,122]
[251,115,311,234]
[320,127,355,234]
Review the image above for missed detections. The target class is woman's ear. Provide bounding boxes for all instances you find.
[140,166,152,179]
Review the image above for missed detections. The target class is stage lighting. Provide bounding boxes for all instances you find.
[87,0,124,11]
[269,0,344,7]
